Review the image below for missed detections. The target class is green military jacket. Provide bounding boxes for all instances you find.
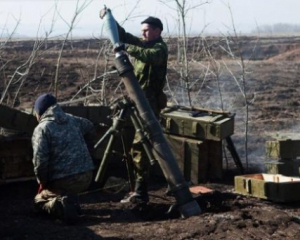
[117,24,168,99]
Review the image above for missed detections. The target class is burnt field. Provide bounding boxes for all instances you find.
[1,35,300,239]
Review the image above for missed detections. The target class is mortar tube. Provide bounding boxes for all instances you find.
[114,52,201,217]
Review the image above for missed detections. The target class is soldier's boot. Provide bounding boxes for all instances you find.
[64,194,82,215]
[165,184,175,196]
[60,195,79,224]
[120,181,149,204]
[34,192,80,223]
[42,195,78,224]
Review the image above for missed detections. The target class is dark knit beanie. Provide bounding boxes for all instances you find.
[34,93,57,116]
[141,16,163,31]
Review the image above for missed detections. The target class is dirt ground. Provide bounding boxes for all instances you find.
[2,169,300,240]
[1,36,300,239]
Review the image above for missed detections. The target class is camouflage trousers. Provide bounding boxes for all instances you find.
[131,139,151,182]
[34,171,93,218]
[131,96,162,183]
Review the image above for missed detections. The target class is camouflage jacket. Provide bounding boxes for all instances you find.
[117,24,168,98]
[32,104,95,185]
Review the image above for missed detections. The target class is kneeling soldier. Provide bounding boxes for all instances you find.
[32,93,95,224]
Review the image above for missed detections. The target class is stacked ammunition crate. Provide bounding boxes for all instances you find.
[0,104,113,183]
[0,103,236,184]
[0,136,34,182]
[234,133,300,202]
[160,106,235,183]
[265,133,300,176]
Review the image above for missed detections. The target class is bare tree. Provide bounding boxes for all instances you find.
[53,0,93,97]
[203,39,225,111]
[158,0,211,106]
[221,2,259,170]
[70,39,113,105]
[71,0,143,105]
[0,14,21,103]
[0,10,56,106]
[0,15,21,52]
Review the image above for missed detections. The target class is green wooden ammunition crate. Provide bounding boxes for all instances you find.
[264,160,300,176]
[62,106,112,126]
[235,173,300,202]
[0,104,37,135]
[266,139,300,159]
[0,137,34,180]
[0,104,112,136]
[160,109,234,141]
[164,134,223,183]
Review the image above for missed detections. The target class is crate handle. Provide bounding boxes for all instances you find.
[192,122,198,134]
[166,118,172,130]
[243,179,252,194]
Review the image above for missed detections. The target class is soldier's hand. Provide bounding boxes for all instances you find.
[113,43,128,53]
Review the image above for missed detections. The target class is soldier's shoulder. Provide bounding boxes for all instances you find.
[157,40,168,50]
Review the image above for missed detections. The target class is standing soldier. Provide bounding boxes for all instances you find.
[105,14,169,204]
[32,93,95,224]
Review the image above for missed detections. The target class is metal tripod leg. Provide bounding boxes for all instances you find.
[94,109,126,183]
[225,136,244,174]
[120,134,136,192]
[94,98,156,187]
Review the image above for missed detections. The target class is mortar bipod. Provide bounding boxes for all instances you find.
[94,97,157,185]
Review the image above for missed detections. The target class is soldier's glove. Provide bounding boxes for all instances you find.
[113,43,129,53]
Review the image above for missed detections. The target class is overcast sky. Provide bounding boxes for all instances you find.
[0,0,299,38]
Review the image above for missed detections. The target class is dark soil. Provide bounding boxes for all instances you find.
[1,169,300,240]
